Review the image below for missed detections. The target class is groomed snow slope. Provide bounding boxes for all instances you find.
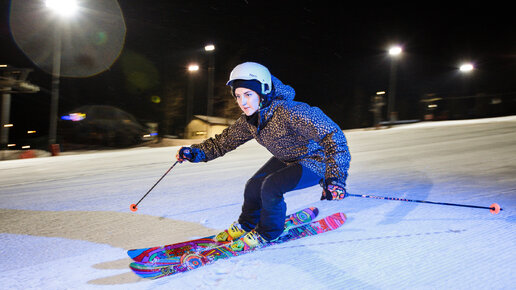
[1,116,515,289]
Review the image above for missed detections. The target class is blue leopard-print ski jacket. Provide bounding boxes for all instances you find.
[191,75,351,185]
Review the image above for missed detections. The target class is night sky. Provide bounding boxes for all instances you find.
[1,1,515,145]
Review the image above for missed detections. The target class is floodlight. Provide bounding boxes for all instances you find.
[388,46,402,56]
[45,0,78,17]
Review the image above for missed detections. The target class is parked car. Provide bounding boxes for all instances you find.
[59,105,154,147]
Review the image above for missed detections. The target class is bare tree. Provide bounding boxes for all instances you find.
[161,82,186,136]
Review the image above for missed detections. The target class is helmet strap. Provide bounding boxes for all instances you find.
[261,83,271,95]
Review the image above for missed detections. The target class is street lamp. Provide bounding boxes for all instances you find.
[45,0,78,153]
[45,0,78,17]
[186,63,199,136]
[204,44,215,116]
[188,64,199,72]
[459,63,474,73]
[458,62,475,97]
[387,45,402,124]
[388,46,402,56]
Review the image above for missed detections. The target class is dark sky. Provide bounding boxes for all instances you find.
[1,0,515,139]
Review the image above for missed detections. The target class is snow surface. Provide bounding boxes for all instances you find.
[1,116,515,289]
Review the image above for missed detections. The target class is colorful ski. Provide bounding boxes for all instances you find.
[129,212,346,279]
[128,207,319,263]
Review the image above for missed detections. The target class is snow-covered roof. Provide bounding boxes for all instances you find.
[193,115,236,125]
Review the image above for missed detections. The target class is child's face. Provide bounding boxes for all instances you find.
[235,87,261,116]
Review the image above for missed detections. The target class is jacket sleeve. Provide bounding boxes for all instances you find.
[287,104,351,185]
[191,115,254,162]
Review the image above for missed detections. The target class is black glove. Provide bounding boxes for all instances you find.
[320,178,347,200]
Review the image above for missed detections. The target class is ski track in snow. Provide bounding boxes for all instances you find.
[0,116,515,289]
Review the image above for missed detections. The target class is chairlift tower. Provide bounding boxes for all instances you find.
[0,65,40,149]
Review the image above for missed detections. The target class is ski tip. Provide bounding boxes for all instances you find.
[130,204,138,212]
[331,212,347,224]
[324,212,347,227]
[490,203,501,214]
[309,207,319,216]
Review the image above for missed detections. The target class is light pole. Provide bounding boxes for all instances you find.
[185,64,199,137]
[204,44,215,117]
[45,0,78,152]
[48,23,61,148]
[459,62,474,98]
[387,45,402,124]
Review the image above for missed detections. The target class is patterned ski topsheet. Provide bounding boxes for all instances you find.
[130,212,346,279]
[128,207,319,263]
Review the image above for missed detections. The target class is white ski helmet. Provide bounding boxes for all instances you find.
[226,62,272,95]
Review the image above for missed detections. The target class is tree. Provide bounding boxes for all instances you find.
[160,82,185,136]
[211,82,241,119]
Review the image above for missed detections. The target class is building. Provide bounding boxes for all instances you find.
[185,115,236,139]
[420,93,516,121]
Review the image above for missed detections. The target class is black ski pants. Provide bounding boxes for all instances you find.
[238,157,320,241]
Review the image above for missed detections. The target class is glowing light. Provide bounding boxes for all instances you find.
[45,0,78,17]
[204,44,215,51]
[7,144,16,147]
[22,145,31,149]
[151,95,161,104]
[188,64,199,72]
[376,91,386,95]
[3,124,13,128]
[27,130,37,134]
[61,113,86,121]
[459,63,474,73]
[389,46,402,56]
[143,133,158,138]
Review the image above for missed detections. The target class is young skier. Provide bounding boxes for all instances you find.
[176,62,350,251]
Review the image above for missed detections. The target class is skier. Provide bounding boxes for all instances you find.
[176,62,350,251]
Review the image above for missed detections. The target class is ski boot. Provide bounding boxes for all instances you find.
[214,221,248,242]
[230,230,268,252]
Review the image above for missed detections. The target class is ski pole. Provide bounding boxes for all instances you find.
[346,193,502,214]
[130,161,179,212]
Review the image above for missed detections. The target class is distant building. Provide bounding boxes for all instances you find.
[420,93,516,121]
[185,115,236,139]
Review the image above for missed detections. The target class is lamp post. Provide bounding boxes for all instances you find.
[185,64,199,137]
[45,0,78,152]
[204,44,215,117]
[48,23,62,148]
[459,62,474,98]
[387,45,402,125]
